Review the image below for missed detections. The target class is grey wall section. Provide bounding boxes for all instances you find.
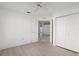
[0,8,38,50]
[56,13,79,52]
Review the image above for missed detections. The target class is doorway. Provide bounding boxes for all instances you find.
[38,21,50,43]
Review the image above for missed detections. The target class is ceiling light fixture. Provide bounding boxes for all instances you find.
[36,2,42,8]
[26,11,31,14]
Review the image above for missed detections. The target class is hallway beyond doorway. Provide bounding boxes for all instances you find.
[38,21,50,43]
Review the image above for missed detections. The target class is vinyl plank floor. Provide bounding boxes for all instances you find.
[0,41,78,56]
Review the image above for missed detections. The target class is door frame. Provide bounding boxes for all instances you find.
[38,20,53,44]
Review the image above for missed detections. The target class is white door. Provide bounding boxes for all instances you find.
[56,13,79,52]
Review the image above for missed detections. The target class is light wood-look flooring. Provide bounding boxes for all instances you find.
[0,41,78,56]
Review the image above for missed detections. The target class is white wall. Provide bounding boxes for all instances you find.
[0,8,38,50]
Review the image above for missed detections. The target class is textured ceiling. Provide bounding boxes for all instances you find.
[0,2,79,16]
